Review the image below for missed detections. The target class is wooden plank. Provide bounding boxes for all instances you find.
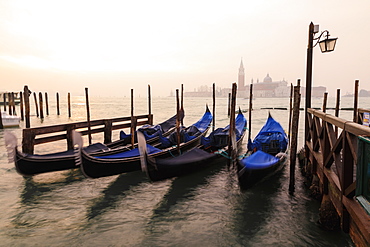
[342,196,370,244]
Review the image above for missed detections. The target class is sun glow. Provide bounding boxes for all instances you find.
[2,0,214,72]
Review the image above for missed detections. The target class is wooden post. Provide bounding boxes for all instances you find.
[335,89,340,136]
[3,93,6,111]
[45,92,49,116]
[8,93,12,115]
[322,92,328,113]
[66,124,75,150]
[11,92,16,115]
[289,81,301,193]
[85,87,92,145]
[33,92,39,117]
[24,86,30,128]
[227,92,231,117]
[212,83,216,132]
[22,129,35,154]
[176,89,181,154]
[228,83,237,166]
[130,89,135,148]
[288,83,293,143]
[104,119,113,144]
[39,92,44,119]
[148,84,153,125]
[248,84,253,142]
[0,109,3,129]
[180,84,184,126]
[56,92,60,115]
[20,91,24,121]
[353,80,359,123]
[68,92,71,118]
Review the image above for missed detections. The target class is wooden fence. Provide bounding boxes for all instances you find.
[22,114,153,154]
[305,107,370,245]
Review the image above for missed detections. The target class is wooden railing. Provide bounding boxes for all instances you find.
[305,107,370,244]
[22,114,153,154]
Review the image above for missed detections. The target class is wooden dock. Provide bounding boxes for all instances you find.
[302,105,370,245]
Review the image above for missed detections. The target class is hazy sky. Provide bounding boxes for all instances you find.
[1,0,369,97]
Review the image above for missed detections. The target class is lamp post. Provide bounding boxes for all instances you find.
[305,22,337,162]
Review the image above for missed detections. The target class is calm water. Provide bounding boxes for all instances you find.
[1,95,368,246]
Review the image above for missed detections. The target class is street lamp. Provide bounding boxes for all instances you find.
[304,22,337,161]
[317,30,338,53]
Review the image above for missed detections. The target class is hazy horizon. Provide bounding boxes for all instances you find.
[1,1,369,98]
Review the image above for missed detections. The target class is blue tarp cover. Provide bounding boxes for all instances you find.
[159,108,212,148]
[94,144,161,159]
[239,150,279,170]
[201,111,246,148]
[247,115,288,153]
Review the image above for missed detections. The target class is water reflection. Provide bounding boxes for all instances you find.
[19,169,85,205]
[231,168,283,245]
[86,171,146,220]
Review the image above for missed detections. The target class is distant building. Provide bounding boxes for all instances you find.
[300,86,327,97]
[182,59,293,98]
[252,74,290,98]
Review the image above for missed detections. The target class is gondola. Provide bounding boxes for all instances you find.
[237,113,288,189]
[10,113,181,176]
[80,106,213,179]
[139,109,247,181]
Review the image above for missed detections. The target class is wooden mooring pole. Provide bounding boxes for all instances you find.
[130,89,136,149]
[322,92,328,113]
[148,85,153,125]
[353,80,359,123]
[68,92,71,118]
[289,80,301,193]
[8,93,12,115]
[212,83,216,132]
[181,84,184,126]
[0,109,3,129]
[248,83,253,142]
[227,92,231,117]
[3,93,6,111]
[85,88,92,145]
[56,92,60,115]
[39,92,44,119]
[335,89,340,136]
[24,86,31,128]
[288,83,293,143]
[45,92,49,116]
[176,89,181,154]
[11,92,16,115]
[228,83,237,166]
[20,91,24,121]
[33,92,39,117]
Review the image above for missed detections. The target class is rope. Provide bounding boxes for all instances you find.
[215,150,232,159]
[168,146,181,157]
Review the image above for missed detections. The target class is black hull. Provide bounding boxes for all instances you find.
[237,154,286,189]
[81,130,207,179]
[13,114,179,176]
[145,149,221,181]
[145,123,247,182]
[15,148,77,176]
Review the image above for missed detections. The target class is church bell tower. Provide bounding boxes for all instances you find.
[238,59,245,90]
